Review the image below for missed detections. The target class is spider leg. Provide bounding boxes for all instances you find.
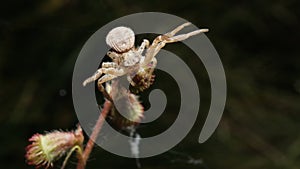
[83,68,104,86]
[127,75,136,86]
[96,67,126,101]
[164,22,191,37]
[98,74,118,84]
[97,74,117,101]
[142,42,165,66]
[97,67,125,85]
[83,66,124,86]
[102,62,118,68]
[148,57,157,74]
[137,39,150,54]
[162,29,209,43]
[102,68,125,76]
[142,23,208,66]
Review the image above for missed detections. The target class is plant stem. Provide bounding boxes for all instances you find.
[76,100,112,169]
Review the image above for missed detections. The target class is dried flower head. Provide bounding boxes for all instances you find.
[25,125,84,168]
[130,67,156,94]
[107,81,144,128]
[106,26,135,53]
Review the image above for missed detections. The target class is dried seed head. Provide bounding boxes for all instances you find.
[106,26,135,53]
[130,71,155,94]
[106,81,144,128]
[110,92,144,128]
[25,125,83,168]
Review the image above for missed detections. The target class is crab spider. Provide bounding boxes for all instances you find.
[83,22,208,90]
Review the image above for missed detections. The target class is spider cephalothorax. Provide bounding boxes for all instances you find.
[83,22,209,93]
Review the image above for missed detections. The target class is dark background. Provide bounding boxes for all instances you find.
[1,0,300,169]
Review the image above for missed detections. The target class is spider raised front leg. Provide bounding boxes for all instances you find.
[142,22,209,66]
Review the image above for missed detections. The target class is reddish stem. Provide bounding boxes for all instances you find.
[76,100,112,169]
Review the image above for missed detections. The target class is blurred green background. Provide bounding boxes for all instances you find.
[1,0,300,169]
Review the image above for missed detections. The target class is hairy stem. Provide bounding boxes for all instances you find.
[76,100,112,169]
